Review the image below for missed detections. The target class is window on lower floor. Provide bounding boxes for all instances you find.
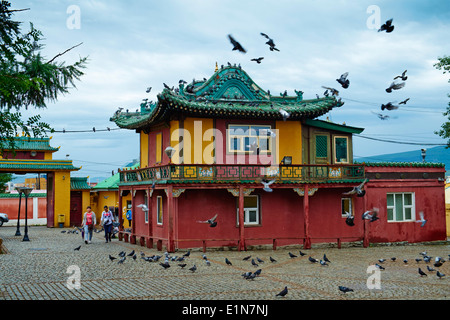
[387,192,414,222]
[236,195,260,225]
[156,196,163,225]
[341,197,352,217]
[144,195,149,223]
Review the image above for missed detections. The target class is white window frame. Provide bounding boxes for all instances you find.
[227,125,273,154]
[144,195,149,223]
[156,196,163,225]
[236,195,260,225]
[386,192,415,222]
[341,197,352,218]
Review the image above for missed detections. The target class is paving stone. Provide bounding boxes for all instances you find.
[0,226,449,300]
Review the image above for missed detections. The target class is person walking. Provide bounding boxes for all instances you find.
[101,206,114,243]
[82,206,97,244]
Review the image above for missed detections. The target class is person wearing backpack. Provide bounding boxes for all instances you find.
[101,206,114,243]
[82,206,97,244]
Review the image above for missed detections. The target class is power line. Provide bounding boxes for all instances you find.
[354,134,448,146]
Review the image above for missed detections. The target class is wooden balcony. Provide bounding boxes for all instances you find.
[119,163,365,184]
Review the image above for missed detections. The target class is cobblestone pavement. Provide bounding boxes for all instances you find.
[0,226,449,300]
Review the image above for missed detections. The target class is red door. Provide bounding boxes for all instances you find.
[46,172,54,227]
[70,191,83,226]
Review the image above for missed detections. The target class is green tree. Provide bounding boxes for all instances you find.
[434,55,450,147]
[0,1,87,156]
[0,173,13,193]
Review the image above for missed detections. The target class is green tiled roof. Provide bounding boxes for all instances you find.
[111,65,344,129]
[0,159,81,172]
[304,119,364,134]
[70,177,91,190]
[0,137,59,152]
[355,161,445,168]
[0,193,47,198]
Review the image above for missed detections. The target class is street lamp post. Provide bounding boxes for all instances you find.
[421,149,427,163]
[21,187,33,242]
[14,187,24,236]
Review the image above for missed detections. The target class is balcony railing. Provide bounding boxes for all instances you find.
[119,164,365,184]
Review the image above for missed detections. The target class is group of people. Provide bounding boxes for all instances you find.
[81,206,119,244]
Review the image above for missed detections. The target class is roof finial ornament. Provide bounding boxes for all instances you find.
[215,62,218,72]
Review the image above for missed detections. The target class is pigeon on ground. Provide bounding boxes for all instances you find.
[418,268,427,277]
[415,258,422,263]
[74,246,81,251]
[254,269,262,277]
[178,263,187,268]
[242,272,252,278]
[256,257,264,264]
[189,264,197,272]
[251,57,264,64]
[343,179,368,197]
[159,262,170,269]
[205,260,211,266]
[437,271,445,279]
[276,286,288,297]
[243,255,251,261]
[308,256,319,263]
[378,18,394,33]
[197,214,218,228]
[299,251,306,257]
[391,257,396,262]
[289,252,297,258]
[118,251,126,257]
[183,250,191,257]
[394,70,408,81]
[336,72,350,89]
[127,250,135,257]
[378,259,386,263]
[427,266,436,272]
[251,259,259,267]
[338,286,354,294]
[245,273,257,280]
[225,258,233,266]
[375,263,385,270]
[416,211,427,227]
[118,257,126,264]
[323,254,331,263]
[320,259,329,266]
[386,81,405,93]
[403,259,408,264]
[109,255,116,261]
[228,34,246,53]
[270,257,277,263]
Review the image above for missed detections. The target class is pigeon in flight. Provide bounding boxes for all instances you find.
[362,207,380,222]
[260,179,276,192]
[381,102,399,111]
[399,98,410,105]
[279,108,290,121]
[378,18,394,33]
[251,57,264,64]
[416,211,427,227]
[260,33,280,52]
[418,268,427,277]
[386,81,405,93]
[197,214,218,227]
[137,204,148,212]
[372,112,390,120]
[338,286,354,294]
[321,86,339,96]
[344,211,355,226]
[228,34,247,53]
[336,72,350,89]
[343,179,368,197]
[276,286,288,297]
[394,70,408,81]
[146,87,152,93]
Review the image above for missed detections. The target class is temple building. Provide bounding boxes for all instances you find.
[110,64,446,252]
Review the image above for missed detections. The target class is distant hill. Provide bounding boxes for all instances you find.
[355,146,450,173]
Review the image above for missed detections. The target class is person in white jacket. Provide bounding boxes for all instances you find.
[100,206,114,243]
[81,206,97,244]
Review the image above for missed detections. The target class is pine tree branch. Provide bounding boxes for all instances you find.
[46,42,83,64]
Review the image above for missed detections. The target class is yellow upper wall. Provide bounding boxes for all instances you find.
[140,131,149,168]
[276,121,302,164]
[177,117,214,165]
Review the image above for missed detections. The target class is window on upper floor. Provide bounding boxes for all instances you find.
[227,125,273,154]
[334,136,349,164]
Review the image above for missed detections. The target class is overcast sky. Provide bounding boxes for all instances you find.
[13,0,450,180]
